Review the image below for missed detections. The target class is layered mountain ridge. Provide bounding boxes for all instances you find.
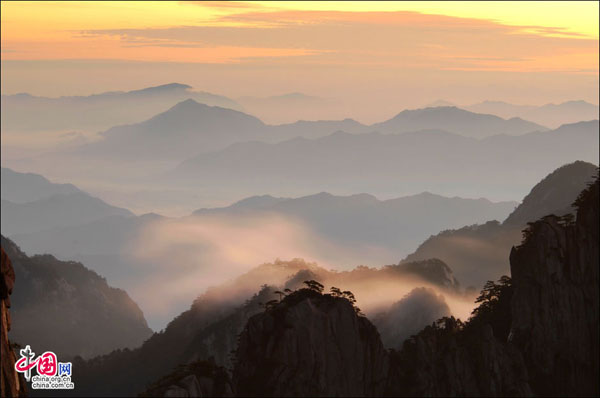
[403,160,598,286]
[0,236,152,359]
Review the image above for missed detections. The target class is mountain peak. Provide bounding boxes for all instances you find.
[132,83,192,93]
[425,99,456,107]
[276,92,316,100]
[503,160,598,226]
[374,105,546,138]
[170,98,203,108]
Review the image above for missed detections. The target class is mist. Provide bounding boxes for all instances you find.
[114,210,478,330]
[124,212,398,328]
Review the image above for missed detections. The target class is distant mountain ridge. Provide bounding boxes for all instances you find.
[68,99,552,161]
[1,166,81,203]
[1,83,243,133]
[193,191,516,255]
[1,167,134,236]
[372,106,548,138]
[1,193,133,235]
[466,99,599,129]
[171,120,598,203]
[77,99,268,159]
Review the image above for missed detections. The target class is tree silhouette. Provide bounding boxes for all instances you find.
[303,280,324,293]
[264,299,279,310]
[468,275,513,341]
[342,290,356,304]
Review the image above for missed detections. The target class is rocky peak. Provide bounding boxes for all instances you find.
[508,176,599,396]
[503,160,597,226]
[233,287,389,397]
[393,258,460,290]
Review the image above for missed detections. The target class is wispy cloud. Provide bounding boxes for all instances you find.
[1,2,597,113]
[73,10,596,73]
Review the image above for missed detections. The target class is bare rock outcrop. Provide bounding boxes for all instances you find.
[386,317,532,397]
[1,248,26,397]
[509,177,599,396]
[233,288,389,397]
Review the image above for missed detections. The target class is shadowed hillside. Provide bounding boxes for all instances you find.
[0,236,152,359]
[403,161,598,287]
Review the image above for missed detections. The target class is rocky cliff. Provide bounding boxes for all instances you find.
[509,176,599,396]
[233,288,389,397]
[386,316,532,397]
[1,247,26,397]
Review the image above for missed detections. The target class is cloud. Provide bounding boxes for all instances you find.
[183,1,268,11]
[125,212,400,322]
[74,10,597,72]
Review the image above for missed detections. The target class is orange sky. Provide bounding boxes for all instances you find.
[1,1,598,120]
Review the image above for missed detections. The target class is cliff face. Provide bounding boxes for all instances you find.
[386,317,532,397]
[234,289,389,397]
[1,248,26,397]
[185,287,276,369]
[509,178,599,396]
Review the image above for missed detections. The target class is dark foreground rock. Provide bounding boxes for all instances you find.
[386,315,532,397]
[139,359,233,397]
[1,248,26,397]
[233,288,389,397]
[509,176,599,396]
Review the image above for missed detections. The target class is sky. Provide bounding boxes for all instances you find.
[1,1,598,122]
